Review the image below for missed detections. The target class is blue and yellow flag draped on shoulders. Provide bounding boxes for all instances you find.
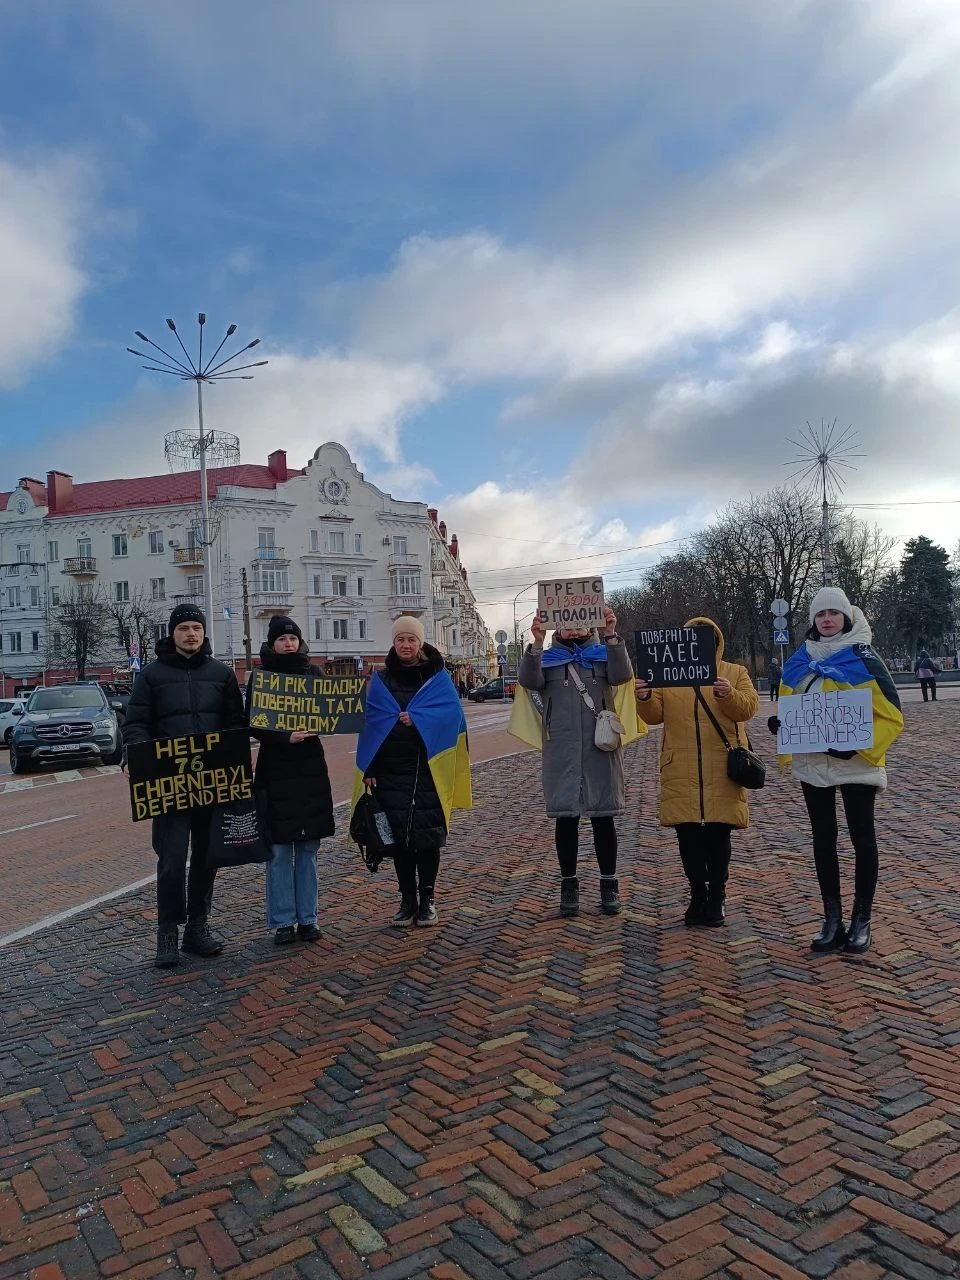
[353,670,472,824]
[507,643,645,750]
[779,641,903,766]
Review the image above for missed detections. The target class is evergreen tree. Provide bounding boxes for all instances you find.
[896,536,954,655]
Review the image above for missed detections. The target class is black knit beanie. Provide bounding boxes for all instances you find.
[168,602,206,633]
[267,614,303,646]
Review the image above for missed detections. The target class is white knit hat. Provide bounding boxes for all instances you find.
[392,615,425,644]
[809,587,853,623]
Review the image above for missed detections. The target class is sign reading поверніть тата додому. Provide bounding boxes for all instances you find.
[537,578,605,629]
[126,729,252,822]
[248,669,367,735]
[777,689,874,755]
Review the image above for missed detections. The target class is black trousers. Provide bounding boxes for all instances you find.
[674,823,732,898]
[394,845,440,900]
[769,679,780,702]
[555,816,617,877]
[152,809,215,926]
[800,782,878,903]
[919,678,937,702]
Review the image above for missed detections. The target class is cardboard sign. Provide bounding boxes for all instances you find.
[634,626,718,687]
[248,669,367,735]
[537,577,605,629]
[127,728,253,822]
[777,689,874,754]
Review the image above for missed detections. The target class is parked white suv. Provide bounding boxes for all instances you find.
[0,698,28,745]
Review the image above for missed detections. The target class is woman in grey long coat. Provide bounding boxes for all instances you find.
[518,605,634,918]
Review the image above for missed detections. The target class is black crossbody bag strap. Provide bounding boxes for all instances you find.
[694,686,740,751]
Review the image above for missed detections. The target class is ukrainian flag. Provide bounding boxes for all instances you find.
[508,675,645,749]
[353,670,472,826]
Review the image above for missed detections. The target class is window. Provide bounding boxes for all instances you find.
[77,537,92,559]
[17,545,31,564]
[260,568,289,592]
[31,632,40,652]
[47,540,59,563]
[114,581,130,603]
[148,530,164,554]
[150,578,166,601]
[452,629,458,646]
[332,574,347,597]
[52,630,61,654]
[393,535,408,559]
[7,587,20,608]
[354,533,363,555]
[311,574,322,596]
[155,622,168,641]
[258,527,275,550]
[329,530,345,554]
[356,576,364,597]
[7,632,22,653]
[358,619,367,640]
[333,618,349,640]
[314,618,323,641]
[187,575,204,597]
[29,587,41,608]
[397,572,421,596]
[50,586,60,606]
[186,527,201,551]
[79,583,93,600]
[113,533,128,558]
[310,530,320,552]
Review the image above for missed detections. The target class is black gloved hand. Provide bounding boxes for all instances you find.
[766,716,780,735]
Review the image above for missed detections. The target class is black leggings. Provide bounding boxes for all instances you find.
[394,846,441,898]
[919,678,937,702]
[555,816,617,877]
[674,823,733,896]
[800,783,878,903]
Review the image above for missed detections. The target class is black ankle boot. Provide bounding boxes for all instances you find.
[155,925,179,968]
[560,877,580,917]
[181,919,224,957]
[844,898,872,954]
[600,877,622,915]
[391,894,418,927]
[684,885,708,926]
[701,890,726,927]
[811,899,846,952]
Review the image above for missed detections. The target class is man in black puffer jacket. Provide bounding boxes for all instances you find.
[123,603,245,968]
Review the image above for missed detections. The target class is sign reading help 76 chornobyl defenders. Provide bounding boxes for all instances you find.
[537,577,605,629]
[777,688,874,754]
[126,728,253,822]
[248,669,367,735]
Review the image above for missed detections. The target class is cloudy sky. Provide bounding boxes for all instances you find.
[2,0,959,630]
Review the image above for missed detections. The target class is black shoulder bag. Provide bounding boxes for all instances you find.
[694,688,766,790]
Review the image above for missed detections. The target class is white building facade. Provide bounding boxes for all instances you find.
[0,442,493,689]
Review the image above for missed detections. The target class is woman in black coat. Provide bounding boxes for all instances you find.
[247,616,334,945]
[367,617,449,927]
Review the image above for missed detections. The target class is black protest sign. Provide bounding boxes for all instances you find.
[248,669,367,735]
[634,626,718,688]
[127,728,253,823]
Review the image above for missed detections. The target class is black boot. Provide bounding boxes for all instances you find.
[810,899,846,952]
[181,918,224,957]
[560,877,580,918]
[600,876,622,916]
[416,887,438,926]
[844,898,872,954]
[684,891,708,927]
[391,894,418,927]
[155,925,179,968]
[701,891,726,927]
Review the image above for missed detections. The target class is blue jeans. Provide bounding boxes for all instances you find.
[266,842,320,928]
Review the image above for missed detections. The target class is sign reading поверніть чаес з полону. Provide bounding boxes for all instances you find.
[634,626,718,688]
[248,670,367,735]
[126,729,252,822]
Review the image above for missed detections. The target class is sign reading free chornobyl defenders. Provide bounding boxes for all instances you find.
[537,577,605,630]
[248,669,367,735]
[634,626,718,687]
[777,689,874,755]
[126,729,253,822]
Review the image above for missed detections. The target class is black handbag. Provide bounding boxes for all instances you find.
[694,688,766,790]
[208,799,272,868]
[349,782,396,873]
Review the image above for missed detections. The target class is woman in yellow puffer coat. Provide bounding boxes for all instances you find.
[636,617,759,926]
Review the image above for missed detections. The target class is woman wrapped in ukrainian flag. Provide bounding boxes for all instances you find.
[354,616,471,927]
[769,587,903,956]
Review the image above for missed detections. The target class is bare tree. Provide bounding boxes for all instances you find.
[53,587,115,679]
[104,588,166,667]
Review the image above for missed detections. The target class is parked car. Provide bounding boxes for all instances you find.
[468,676,517,702]
[93,681,132,721]
[0,697,28,745]
[9,684,123,774]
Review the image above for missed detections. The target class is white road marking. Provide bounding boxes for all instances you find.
[0,876,156,948]
[0,814,77,836]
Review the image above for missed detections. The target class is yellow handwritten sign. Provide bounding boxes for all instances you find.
[249,670,367,735]
[126,728,253,822]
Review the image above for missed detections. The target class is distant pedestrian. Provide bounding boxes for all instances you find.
[514,606,639,918]
[636,618,758,928]
[914,648,940,702]
[353,617,472,927]
[247,616,334,946]
[771,588,903,955]
[123,604,245,968]
[768,656,782,702]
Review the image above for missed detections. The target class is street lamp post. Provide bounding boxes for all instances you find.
[127,315,267,655]
[512,580,541,662]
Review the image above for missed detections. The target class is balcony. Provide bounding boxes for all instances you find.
[254,546,288,563]
[171,593,203,606]
[173,546,204,567]
[63,556,98,577]
[389,593,427,615]
[388,553,420,570]
[252,590,293,615]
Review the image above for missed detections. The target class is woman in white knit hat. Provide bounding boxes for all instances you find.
[770,588,903,955]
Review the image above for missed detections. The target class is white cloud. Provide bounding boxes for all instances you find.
[0,147,92,389]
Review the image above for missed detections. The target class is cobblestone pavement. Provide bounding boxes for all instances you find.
[2,701,959,1279]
